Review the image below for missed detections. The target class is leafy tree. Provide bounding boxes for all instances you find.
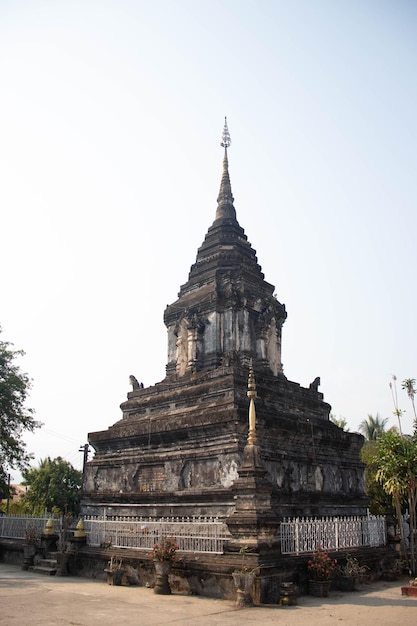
[0,327,40,498]
[330,414,349,431]
[22,457,83,516]
[370,430,417,574]
[358,413,388,441]
[4,497,28,515]
[360,440,395,516]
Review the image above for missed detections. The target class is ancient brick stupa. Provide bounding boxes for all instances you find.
[81,120,367,526]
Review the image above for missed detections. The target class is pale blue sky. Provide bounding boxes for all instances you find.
[1,0,416,476]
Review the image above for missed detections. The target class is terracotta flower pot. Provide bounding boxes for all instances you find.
[232,572,255,607]
[153,560,172,594]
[309,579,331,597]
[335,575,356,591]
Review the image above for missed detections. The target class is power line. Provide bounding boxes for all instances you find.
[41,427,81,445]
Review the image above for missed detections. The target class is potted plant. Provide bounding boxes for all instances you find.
[307,546,337,597]
[334,554,368,591]
[232,546,257,607]
[381,558,406,581]
[56,514,72,576]
[22,525,40,570]
[104,556,125,585]
[149,537,178,594]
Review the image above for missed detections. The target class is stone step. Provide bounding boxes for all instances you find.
[39,558,58,568]
[32,557,58,576]
[32,565,57,576]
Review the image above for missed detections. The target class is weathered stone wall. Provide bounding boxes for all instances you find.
[0,539,23,567]
[83,365,367,520]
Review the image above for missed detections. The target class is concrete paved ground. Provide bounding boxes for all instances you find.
[0,562,416,626]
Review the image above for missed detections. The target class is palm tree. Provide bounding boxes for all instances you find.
[358,413,389,441]
[402,378,417,424]
[390,375,404,435]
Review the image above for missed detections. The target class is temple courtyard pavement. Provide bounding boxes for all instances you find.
[0,562,416,626]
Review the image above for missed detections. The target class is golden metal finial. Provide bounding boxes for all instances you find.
[43,517,55,535]
[247,361,257,444]
[74,518,87,538]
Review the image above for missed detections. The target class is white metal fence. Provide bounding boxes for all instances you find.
[280,515,386,555]
[0,514,60,539]
[0,513,387,555]
[83,515,232,554]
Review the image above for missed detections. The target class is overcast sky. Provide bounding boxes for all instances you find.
[1,0,416,479]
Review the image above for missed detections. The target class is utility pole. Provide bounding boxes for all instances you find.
[6,473,11,514]
[79,444,89,472]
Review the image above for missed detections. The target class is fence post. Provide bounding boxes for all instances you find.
[295,518,299,556]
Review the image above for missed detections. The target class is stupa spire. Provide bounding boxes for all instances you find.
[216,117,236,220]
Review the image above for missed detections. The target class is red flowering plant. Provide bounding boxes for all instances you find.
[149,537,179,562]
[307,546,337,581]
